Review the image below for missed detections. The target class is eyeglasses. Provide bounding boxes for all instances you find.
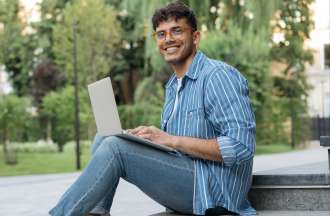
[152,26,191,41]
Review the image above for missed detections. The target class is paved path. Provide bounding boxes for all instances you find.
[0,143,328,216]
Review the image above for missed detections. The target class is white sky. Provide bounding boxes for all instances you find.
[20,0,42,23]
[307,0,330,48]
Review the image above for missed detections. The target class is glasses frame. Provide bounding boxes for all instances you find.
[152,26,192,41]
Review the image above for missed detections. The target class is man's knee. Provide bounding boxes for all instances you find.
[97,136,123,156]
[91,134,108,154]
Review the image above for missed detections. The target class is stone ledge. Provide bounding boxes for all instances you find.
[249,161,330,211]
[150,211,330,216]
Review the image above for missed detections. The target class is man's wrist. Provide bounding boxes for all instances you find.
[170,135,180,149]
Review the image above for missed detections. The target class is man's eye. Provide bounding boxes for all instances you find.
[172,28,182,35]
[156,31,165,38]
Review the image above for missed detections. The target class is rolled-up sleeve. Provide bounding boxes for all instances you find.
[205,67,256,166]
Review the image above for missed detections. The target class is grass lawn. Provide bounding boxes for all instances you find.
[0,142,294,176]
[0,142,91,176]
[255,144,294,155]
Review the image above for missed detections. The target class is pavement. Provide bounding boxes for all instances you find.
[0,141,329,216]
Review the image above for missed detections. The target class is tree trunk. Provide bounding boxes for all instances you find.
[46,118,52,144]
[120,70,140,104]
[290,96,296,149]
[58,143,64,153]
[3,127,17,165]
[3,127,8,155]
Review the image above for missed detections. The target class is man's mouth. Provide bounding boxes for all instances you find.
[164,45,180,54]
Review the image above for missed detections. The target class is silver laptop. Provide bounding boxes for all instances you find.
[87,77,176,153]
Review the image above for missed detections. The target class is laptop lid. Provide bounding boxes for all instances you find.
[88,77,122,136]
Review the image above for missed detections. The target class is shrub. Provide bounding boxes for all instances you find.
[11,141,57,153]
[42,85,94,152]
[118,77,164,129]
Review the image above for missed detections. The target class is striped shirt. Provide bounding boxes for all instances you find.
[161,51,256,215]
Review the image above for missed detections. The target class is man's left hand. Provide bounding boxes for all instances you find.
[129,125,175,148]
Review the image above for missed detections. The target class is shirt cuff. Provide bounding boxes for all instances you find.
[217,136,238,166]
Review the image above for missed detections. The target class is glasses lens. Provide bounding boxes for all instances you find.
[171,27,182,36]
[156,31,165,40]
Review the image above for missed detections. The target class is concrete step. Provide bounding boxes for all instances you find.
[150,211,330,216]
[249,161,330,211]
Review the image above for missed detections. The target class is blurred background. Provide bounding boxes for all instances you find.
[0,0,329,176]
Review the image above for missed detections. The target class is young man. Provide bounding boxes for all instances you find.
[49,1,256,216]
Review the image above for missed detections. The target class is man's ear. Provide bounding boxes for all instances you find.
[193,31,201,45]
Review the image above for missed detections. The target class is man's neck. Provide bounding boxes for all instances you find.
[171,50,196,78]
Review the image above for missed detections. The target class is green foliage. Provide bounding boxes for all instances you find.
[118,77,164,129]
[270,0,314,147]
[119,103,163,129]
[11,141,57,153]
[52,0,122,86]
[115,0,169,74]
[0,0,317,150]
[42,86,93,151]
[0,95,31,142]
[0,0,36,96]
[134,77,164,106]
[22,116,44,142]
[34,0,72,59]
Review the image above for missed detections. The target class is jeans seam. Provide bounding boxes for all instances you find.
[66,154,116,216]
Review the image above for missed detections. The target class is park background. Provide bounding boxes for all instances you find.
[0,0,329,176]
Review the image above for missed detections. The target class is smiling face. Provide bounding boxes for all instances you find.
[155,18,200,66]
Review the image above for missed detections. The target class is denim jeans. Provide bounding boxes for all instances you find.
[49,135,194,216]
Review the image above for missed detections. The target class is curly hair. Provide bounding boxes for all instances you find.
[151,1,197,31]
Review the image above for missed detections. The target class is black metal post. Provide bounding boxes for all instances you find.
[73,20,81,170]
[320,136,330,170]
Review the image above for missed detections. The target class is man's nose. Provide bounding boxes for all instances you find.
[164,31,175,41]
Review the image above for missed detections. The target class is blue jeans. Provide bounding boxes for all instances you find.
[49,135,194,216]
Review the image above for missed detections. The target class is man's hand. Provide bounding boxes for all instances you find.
[128,125,222,161]
[129,126,176,148]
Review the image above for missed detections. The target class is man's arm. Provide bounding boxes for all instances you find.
[171,136,222,161]
[130,125,222,161]
[130,67,256,165]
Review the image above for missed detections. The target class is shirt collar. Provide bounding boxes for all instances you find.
[165,51,206,89]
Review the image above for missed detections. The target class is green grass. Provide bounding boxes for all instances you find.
[0,142,294,176]
[255,144,293,155]
[0,143,91,176]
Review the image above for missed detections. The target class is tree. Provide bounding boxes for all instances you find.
[0,0,36,96]
[33,0,72,60]
[32,59,66,106]
[31,59,66,140]
[42,86,93,152]
[119,77,164,129]
[271,0,314,147]
[52,0,122,86]
[0,94,30,164]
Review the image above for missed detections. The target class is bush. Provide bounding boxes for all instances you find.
[42,85,94,152]
[118,77,164,129]
[0,94,31,143]
[11,141,57,153]
[119,103,162,129]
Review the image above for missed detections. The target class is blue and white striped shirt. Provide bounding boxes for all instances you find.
[161,51,256,215]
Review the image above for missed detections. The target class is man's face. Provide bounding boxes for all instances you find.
[155,18,199,65]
